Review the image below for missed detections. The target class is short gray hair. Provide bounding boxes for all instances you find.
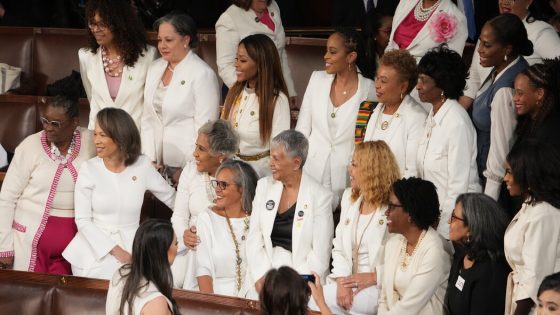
[216,160,259,214]
[271,129,308,168]
[153,12,198,49]
[198,120,239,158]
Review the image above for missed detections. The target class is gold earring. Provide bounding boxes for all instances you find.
[400,92,404,100]
[504,54,508,62]
[348,63,352,72]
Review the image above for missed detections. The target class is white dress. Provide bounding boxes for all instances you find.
[62,155,176,279]
[0,144,7,168]
[195,209,250,298]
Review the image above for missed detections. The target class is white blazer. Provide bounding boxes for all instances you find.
[386,0,468,61]
[296,71,375,202]
[79,46,157,130]
[141,51,220,167]
[246,173,334,284]
[363,95,427,178]
[215,1,296,97]
[378,228,452,315]
[330,188,388,279]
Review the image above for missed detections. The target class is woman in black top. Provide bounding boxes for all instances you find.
[446,193,511,315]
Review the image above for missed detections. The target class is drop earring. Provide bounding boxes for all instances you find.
[504,54,508,62]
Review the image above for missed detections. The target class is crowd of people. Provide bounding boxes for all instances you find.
[1,0,560,314]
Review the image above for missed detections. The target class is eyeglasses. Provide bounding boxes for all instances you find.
[450,212,465,223]
[88,21,108,31]
[211,180,234,190]
[40,117,66,129]
[500,0,516,4]
[387,203,404,212]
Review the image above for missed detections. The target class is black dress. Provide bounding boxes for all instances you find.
[446,245,510,315]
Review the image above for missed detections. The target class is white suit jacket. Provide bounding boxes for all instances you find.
[329,188,388,280]
[141,51,220,167]
[215,1,296,96]
[296,71,375,200]
[363,95,427,178]
[246,173,334,283]
[79,46,157,130]
[386,0,468,61]
[378,228,452,315]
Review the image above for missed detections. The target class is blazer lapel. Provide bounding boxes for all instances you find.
[92,52,115,106]
[343,195,362,262]
[334,74,369,139]
[384,235,402,306]
[291,174,312,258]
[262,179,284,253]
[407,1,452,49]
[145,60,167,122]
[367,206,388,269]
[319,74,336,142]
[390,0,416,42]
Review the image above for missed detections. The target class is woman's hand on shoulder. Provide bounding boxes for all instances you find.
[141,296,172,315]
[183,226,200,250]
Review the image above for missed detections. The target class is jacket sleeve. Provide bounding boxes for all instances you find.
[330,189,352,279]
[270,93,291,141]
[295,71,319,137]
[195,211,215,278]
[246,180,273,282]
[171,165,193,252]
[404,107,426,178]
[145,159,176,210]
[193,65,221,135]
[215,11,241,88]
[140,64,157,163]
[78,49,97,130]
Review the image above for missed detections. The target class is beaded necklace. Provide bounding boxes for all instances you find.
[101,46,123,77]
[224,210,250,292]
[414,0,442,21]
[399,229,427,271]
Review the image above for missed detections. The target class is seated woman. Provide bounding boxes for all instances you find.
[446,193,510,315]
[106,219,179,315]
[246,129,334,298]
[379,177,452,315]
[141,12,220,183]
[536,272,560,314]
[503,141,560,315]
[221,34,290,177]
[363,49,427,178]
[415,45,481,238]
[171,120,239,289]
[310,141,400,314]
[0,95,95,273]
[63,108,176,280]
[196,159,258,297]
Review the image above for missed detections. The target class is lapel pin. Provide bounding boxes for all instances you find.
[379,219,384,225]
[271,12,274,17]
[181,80,185,85]
[345,218,350,225]
[298,210,304,217]
[128,75,133,80]
[266,200,275,210]
[250,111,255,116]
[132,176,137,181]
[304,204,308,209]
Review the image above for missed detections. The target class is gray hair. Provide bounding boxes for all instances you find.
[455,193,509,262]
[153,12,198,49]
[216,159,259,214]
[271,129,308,168]
[198,120,239,158]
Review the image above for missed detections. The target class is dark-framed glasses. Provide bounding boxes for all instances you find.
[450,212,465,223]
[88,21,108,30]
[211,179,232,190]
[387,203,404,212]
[40,116,66,129]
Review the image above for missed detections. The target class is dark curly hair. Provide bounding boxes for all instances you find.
[260,266,310,315]
[507,140,560,209]
[85,0,147,67]
[486,14,533,58]
[417,44,467,100]
[334,27,375,80]
[380,49,418,95]
[392,177,440,230]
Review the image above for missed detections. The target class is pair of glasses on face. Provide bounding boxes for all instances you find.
[386,203,403,212]
[211,180,234,190]
[40,117,66,129]
[88,21,108,31]
[450,212,465,223]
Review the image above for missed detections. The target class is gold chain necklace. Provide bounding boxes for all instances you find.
[399,230,427,271]
[351,203,376,274]
[224,210,250,292]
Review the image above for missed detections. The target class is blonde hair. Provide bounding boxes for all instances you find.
[351,141,401,206]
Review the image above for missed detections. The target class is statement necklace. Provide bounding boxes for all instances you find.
[49,130,78,165]
[414,0,442,21]
[399,230,427,271]
[224,210,250,292]
[101,46,123,77]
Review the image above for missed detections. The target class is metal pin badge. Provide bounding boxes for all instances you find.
[304,204,308,209]
[266,200,275,210]
[271,12,274,17]
[128,75,133,80]
[345,218,350,225]
[378,219,384,225]
[181,80,185,85]
[298,210,304,217]
[250,111,255,116]
[132,176,137,181]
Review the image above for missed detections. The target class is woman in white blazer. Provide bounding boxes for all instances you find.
[296,29,376,209]
[503,142,560,315]
[80,0,157,130]
[379,178,453,315]
[62,108,175,280]
[364,49,427,178]
[386,0,467,61]
[141,13,220,180]
[246,130,334,299]
[216,0,296,106]
[221,34,290,177]
[309,141,400,314]
[415,46,481,238]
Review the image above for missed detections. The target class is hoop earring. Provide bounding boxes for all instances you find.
[504,54,508,62]
[400,92,404,100]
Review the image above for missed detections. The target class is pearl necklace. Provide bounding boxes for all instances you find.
[414,0,442,21]
[101,46,123,77]
[399,230,427,271]
[49,130,78,165]
[224,210,250,293]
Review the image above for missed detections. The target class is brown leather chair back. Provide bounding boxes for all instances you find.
[0,95,38,153]
[0,28,34,92]
[286,38,326,105]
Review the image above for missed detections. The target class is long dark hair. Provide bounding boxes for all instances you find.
[334,27,374,80]
[260,266,310,315]
[118,219,179,315]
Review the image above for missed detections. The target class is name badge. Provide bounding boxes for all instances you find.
[455,275,465,291]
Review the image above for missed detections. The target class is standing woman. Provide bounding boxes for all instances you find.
[296,29,375,208]
[196,160,259,297]
[141,12,220,178]
[0,95,94,274]
[415,45,481,238]
[63,108,176,280]
[221,34,290,177]
[503,141,560,315]
[80,0,157,130]
[363,49,427,178]
[216,0,297,107]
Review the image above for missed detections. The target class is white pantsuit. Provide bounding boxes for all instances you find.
[141,51,220,168]
[79,46,157,130]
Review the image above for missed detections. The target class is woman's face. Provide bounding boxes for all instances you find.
[251,0,268,13]
[236,43,258,84]
[348,151,363,190]
[193,133,222,175]
[324,33,354,75]
[93,122,120,160]
[504,162,523,196]
[168,233,178,265]
[375,64,407,105]
[513,73,544,118]
[499,0,532,17]
[214,168,243,210]
[448,202,470,243]
[269,144,300,183]
[375,16,393,53]
[538,289,560,315]
[384,192,411,234]
[41,105,77,146]
[157,22,190,64]
[88,13,114,47]
[477,24,510,68]
[416,73,443,105]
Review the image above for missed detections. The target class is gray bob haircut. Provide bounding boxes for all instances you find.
[271,129,308,168]
[153,12,198,49]
[216,159,259,214]
[198,120,239,158]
